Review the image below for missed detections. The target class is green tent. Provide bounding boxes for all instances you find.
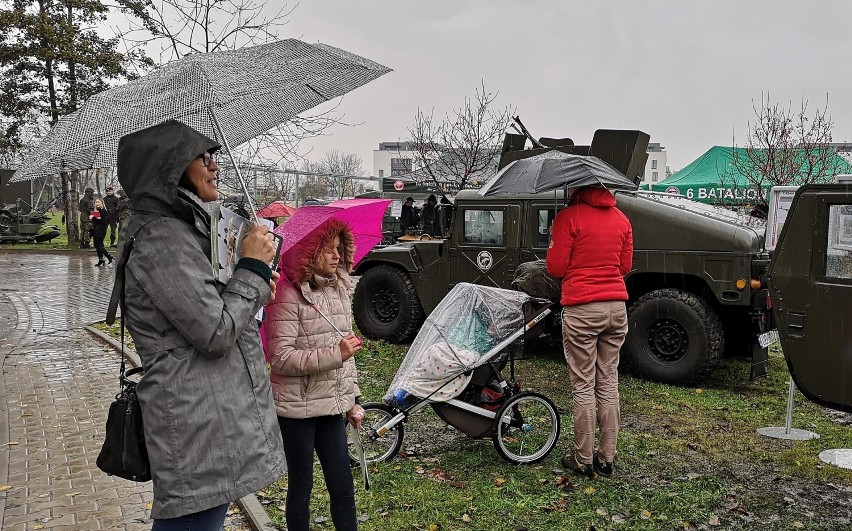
[652,146,852,204]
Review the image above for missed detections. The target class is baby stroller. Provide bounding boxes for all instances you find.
[351,283,559,465]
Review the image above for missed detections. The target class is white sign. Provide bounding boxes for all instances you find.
[684,187,766,201]
[390,200,402,218]
[765,186,798,251]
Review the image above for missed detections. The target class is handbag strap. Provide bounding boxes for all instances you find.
[118,235,136,392]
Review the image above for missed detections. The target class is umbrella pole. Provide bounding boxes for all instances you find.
[210,107,260,223]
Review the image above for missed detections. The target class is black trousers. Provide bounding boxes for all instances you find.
[93,235,111,261]
[278,415,356,531]
[108,219,118,244]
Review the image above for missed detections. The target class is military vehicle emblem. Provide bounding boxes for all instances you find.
[477,251,493,271]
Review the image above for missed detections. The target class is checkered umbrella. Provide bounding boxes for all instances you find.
[10,39,391,214]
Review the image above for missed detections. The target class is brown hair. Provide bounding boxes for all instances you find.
[286,219,355,286]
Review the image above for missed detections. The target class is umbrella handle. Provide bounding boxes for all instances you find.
[210,107,259,224]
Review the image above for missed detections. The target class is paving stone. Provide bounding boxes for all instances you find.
[0,254,252,530]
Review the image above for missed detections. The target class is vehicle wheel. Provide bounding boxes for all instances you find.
[348,403,404,465]
[353,265,425,343]
[624,289,724,385]
[492,392,560,465]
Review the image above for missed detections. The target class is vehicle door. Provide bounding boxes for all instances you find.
[451,204,520,289]
[768,184,852,413]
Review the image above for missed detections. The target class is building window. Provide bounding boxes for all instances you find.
[378,170,384,178]
[651,159,658,170]
[652,172,658,182]
[391,158,412,176]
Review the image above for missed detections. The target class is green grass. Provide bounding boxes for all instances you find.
[92,321,852,530]
[264,338,852,531]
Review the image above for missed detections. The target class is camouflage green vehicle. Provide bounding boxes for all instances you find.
[352,130,776,385]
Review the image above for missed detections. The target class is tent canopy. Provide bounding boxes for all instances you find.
[653,146,852,203]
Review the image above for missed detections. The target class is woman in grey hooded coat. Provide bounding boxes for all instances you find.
[108,120,286,528]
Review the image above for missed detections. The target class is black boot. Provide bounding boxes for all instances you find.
[107,253,114,265]
[95,260,105,267]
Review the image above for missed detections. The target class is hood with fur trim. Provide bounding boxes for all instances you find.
[280,218,356,286]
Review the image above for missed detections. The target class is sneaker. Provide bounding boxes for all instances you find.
[593,451,614,478]
[561,453,595,479]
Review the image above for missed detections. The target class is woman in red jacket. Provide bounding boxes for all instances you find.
[546,187,633,479]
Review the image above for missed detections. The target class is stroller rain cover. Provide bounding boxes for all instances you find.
[385,283,539,404]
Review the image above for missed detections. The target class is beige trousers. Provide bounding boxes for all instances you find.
[561,301,628,464]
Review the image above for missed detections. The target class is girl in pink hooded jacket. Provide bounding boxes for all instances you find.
[263,219,363,531]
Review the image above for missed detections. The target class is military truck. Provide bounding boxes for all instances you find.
[352,129,775,385]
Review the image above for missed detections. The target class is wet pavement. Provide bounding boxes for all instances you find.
[0,252,251,530]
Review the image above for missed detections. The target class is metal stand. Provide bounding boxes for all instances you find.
[818,449,852,470]
[757,379,820,440]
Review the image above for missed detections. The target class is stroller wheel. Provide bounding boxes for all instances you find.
[491,392,560,465]
[348,403,405,465]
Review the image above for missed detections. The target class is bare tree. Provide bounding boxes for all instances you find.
[117,0,294,61]
[116,0,350,173]
[319,149,363,199]
[407,82,514,197]
[726,92,843,213]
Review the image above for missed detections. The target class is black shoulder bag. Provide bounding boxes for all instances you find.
[96,234,152,482]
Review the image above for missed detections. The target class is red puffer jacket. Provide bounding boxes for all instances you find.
[545,188,633,306]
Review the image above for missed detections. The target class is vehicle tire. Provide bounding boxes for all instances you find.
[348,403,404,465]
[353,265,425,343]
[624,289,724,385]
[492,392,560,465]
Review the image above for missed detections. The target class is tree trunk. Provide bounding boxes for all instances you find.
[60,171,77,246]
[37,0,59,125]
[67,171,81,246]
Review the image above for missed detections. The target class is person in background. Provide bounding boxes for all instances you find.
[421,194,438,237]
[108,119,286,529]
[78,187,95,248]
[115,188,132,237]
[90,198,113,266]
[399,196,418,236]
[103,185,120,247]
[546,186,633,480]
[263,218,363,531]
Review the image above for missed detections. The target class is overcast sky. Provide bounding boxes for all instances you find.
[275,0,852,175]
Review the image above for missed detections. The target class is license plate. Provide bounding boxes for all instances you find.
[758,330,779,348]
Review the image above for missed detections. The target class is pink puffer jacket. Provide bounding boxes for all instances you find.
[262,270,360,419]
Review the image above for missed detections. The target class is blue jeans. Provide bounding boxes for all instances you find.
[151,502,229,531]
[278,415,357,531]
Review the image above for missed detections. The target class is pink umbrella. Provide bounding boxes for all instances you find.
[256,201,296,219]
[273,198,392,281]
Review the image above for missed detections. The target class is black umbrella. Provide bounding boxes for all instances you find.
[478,150,638,196]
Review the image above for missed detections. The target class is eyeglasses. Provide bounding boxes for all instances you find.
[197,152,216,167]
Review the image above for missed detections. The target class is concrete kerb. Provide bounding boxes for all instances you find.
[85,325,277,531]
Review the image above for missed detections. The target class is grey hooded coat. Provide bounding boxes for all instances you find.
[107,120,286,519]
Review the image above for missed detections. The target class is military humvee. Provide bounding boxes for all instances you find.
[352,130,776,385]
[767,183,852,413]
